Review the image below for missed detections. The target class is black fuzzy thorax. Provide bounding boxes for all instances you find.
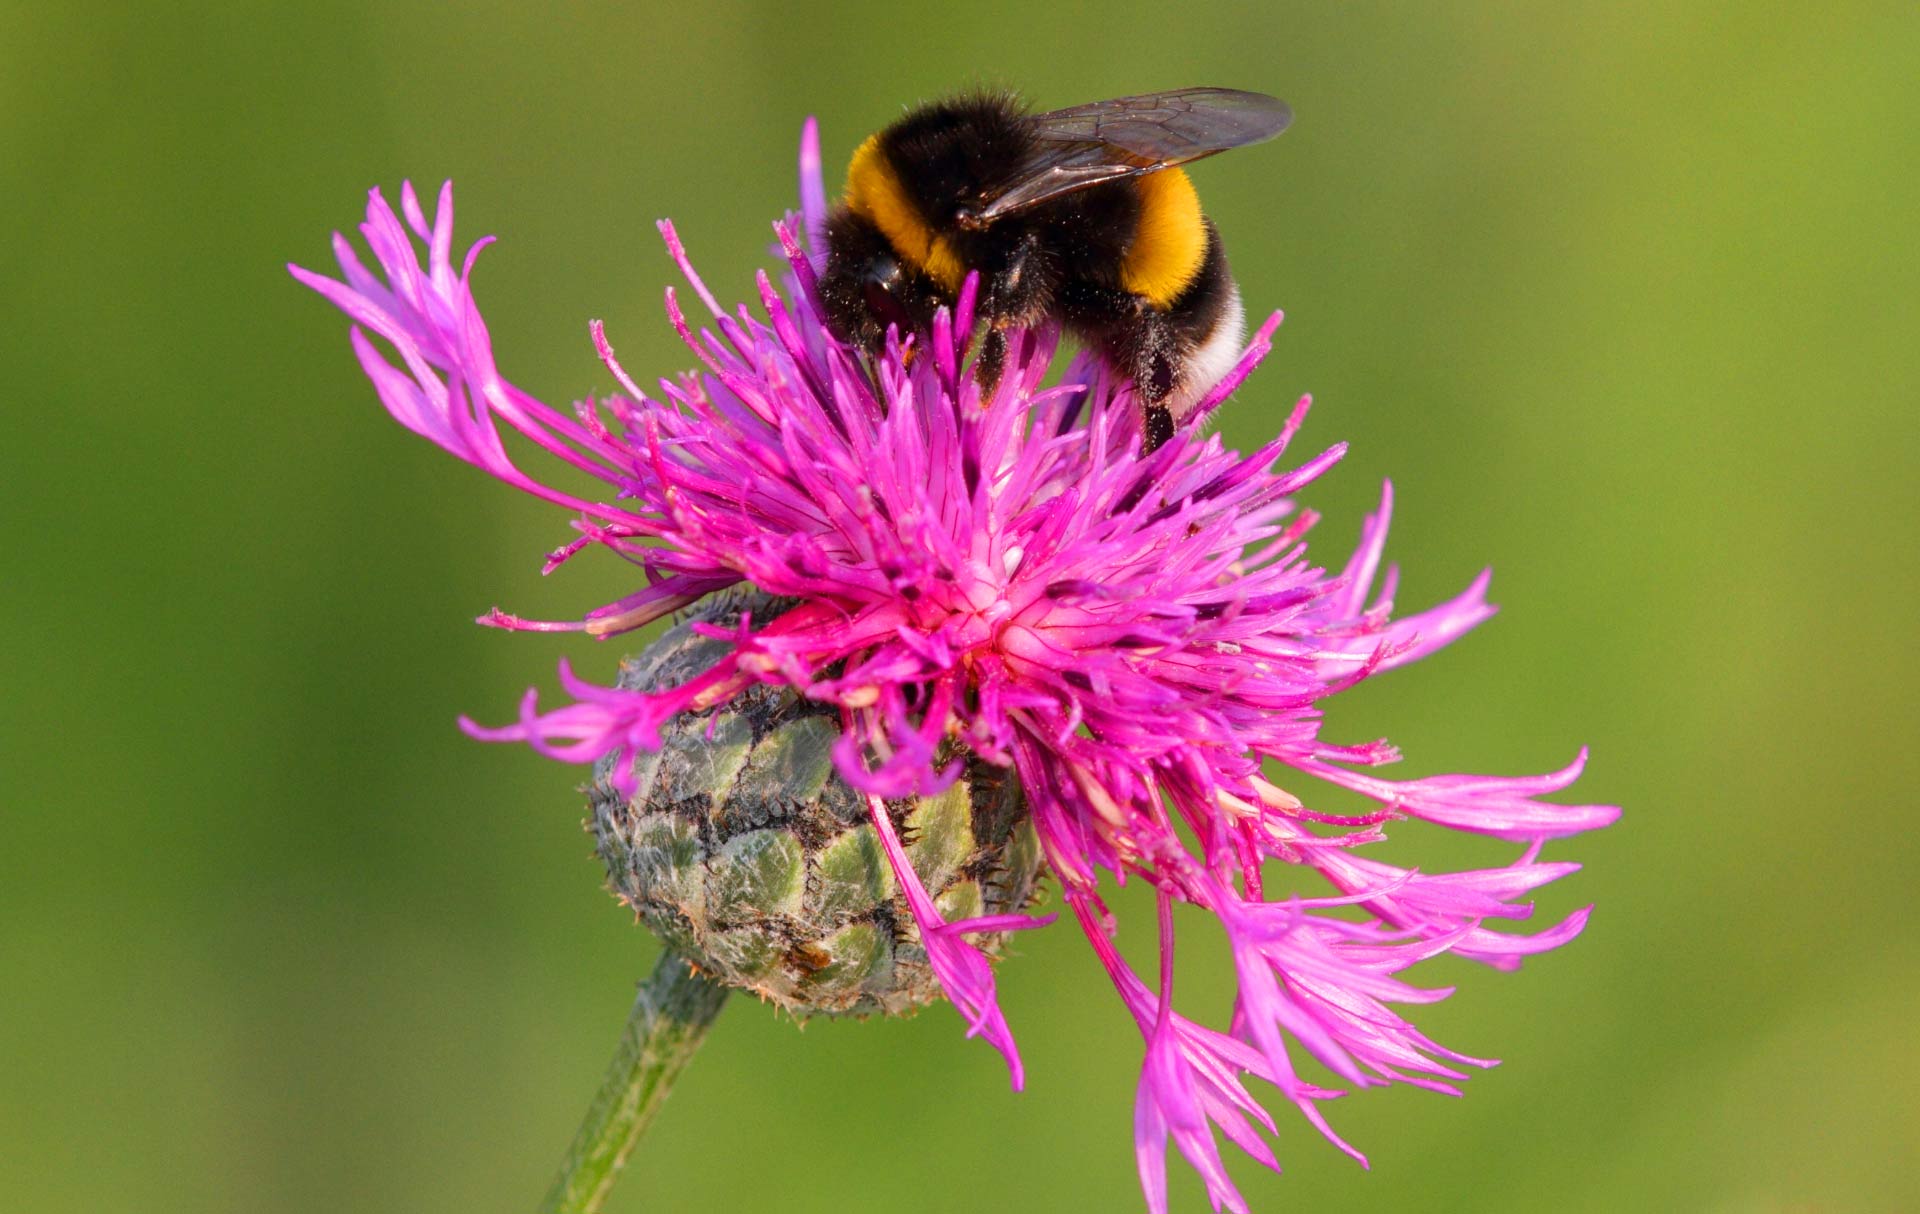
[878,92,1035,228]
[877,93,1143,291]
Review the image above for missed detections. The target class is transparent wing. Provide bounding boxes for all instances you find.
[1027,88,1293,159]
[976,89,1291,223]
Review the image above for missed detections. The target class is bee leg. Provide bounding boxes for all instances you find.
[1102,300,1180,452]
[1142,401,1175,453]
[972,231,1054,399]
[975,323,1008,398]
[1133,338,1182,452]
[1058,281,1190,454]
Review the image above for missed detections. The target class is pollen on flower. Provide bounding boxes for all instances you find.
[293,116,1618,1212]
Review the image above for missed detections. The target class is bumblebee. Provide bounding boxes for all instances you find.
[819,87,1291,450]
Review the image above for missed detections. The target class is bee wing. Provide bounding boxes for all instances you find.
[1027,88,1293,160]
[977,89,1291,223]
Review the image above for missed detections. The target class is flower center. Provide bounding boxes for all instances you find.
[946,597,1014,652]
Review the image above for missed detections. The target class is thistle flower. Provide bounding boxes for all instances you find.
[292,119,1618,1212]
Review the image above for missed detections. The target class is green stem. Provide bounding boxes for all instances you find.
[539,952,731,1214]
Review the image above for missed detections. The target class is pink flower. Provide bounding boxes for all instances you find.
[292,118,1617,1207]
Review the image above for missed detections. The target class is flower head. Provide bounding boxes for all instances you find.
[292,118,1617,1207]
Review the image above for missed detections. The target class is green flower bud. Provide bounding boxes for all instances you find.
[590,594,1045,1016]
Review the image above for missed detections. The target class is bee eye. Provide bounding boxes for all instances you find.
[862,259,911,333]
[865,253,903,290]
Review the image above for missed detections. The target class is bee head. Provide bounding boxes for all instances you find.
[857,253,917,343]
[820,208,945,355]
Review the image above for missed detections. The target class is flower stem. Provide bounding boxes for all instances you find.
[539,951,730,1214]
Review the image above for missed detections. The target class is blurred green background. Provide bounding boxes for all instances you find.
[5,2,1916,1210]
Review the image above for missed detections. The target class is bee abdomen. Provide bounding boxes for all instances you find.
[1119,168,1208,308]
[1163,220,1245,419]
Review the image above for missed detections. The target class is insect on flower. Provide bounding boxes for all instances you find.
[291,108,1617,1214]
[820,87,1291,451]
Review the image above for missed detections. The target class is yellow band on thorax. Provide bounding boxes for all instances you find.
[1120,168,1207,308]
[845,136,967,294]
